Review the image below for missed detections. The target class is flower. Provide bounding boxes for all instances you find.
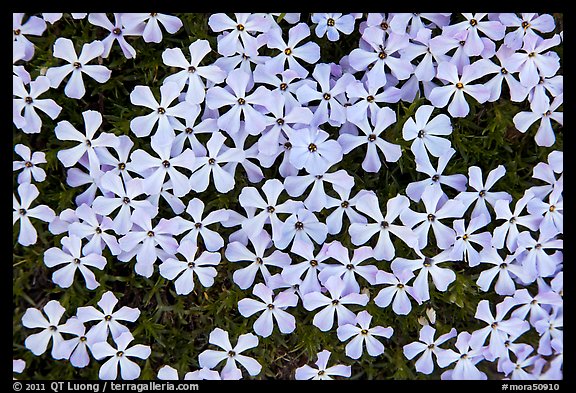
[294,349,351,380]
[13,75,62,134]
[516,231,563,279]
[280,242,330,296]
[13,144,47,184]
[13,13,46,61]
[162,39,227,104]
[302,275,369,332]
[13,359,25,378]
[442,13,505,57]
[319,241,379,295]
[469,298,530,361]
[505,33,561,88]
[527,182,563,237]
[450,214,493,267]
[499,13,556,50]
[58,317,92,368]
[287,127,343,175]
[513,93,563,147]
[159,240,220,295]
[492,190,542,252]
[274,208,328,252]
[121,13,182,43]
[295,63,354,126]
[76,291,140,343]
[93,173,158,235]
[13,183,55,246]
[208,13,271,57]
[92,332,151,380]
[401,187,465,250]
[239,178,304,240]
[401,104,453,159]
[407,148,467,202]
[339,107,402,172]
[336,310,394,359]
[391,249,456,302]
[534,307,562,356]
[169,105,217,157]
[225,229,291,290]
[499,346,545,380]
[345,77,402,124]
[284,169,354,212]
[43,235,107,290]
[46,38,112,99]
[476,247,532,295]
[206,69,271,135]
[312,13,356,41]
[189,132,245,193]
[22,300,70,359]
[439,332,487,380]
[171,198,229,251]
[87,13,142,59]
[198,327,261,380]
[263,22,321,78]
[129,82,194,141]
[454,165,512,219]
[374,269,421,315]
[118,212,179,278]
[324,187,370,235]
[129,135,195,197]
[67,204,119,255]
[55,110,118,175]
[429,61,491,118]
[403,325,457,375]
[511,288,562,328]
[237,282,298,337]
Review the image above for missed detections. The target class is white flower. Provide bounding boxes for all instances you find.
[92,332,151,380]
[336,310,394,359]
[295,350,351,380]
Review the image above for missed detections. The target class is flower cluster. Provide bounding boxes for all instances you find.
[14,12,562,380]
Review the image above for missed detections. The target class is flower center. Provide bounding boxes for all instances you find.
[157,107,166,114]
[323,93,331,100]
[459,40,466,46]
[284,142,292,150]
[331,299,339,305]
[417,130,426,138]
[368,134,377,142]
[162,160,170,168]
[147,231,154,237]
[427,214,435,221]
[366,95,375,103]
[327,18,335,27]
[378,50,388,59]
[118,162,126,170]
[346,264,354,270]
[535,243,542,249]
[528,52,536,58]
[380,221,389,229]
[80,336,87,342]
[295,221,304,230]
[380,21,389,30]
[432,174,440,182]
[194,222,202,229]
[85,139,92,147]
[185,127,193,134]
[237,24,245,31]
[188,261,195,268]
[284,48,292,56]
[544,110,551,116]
[150,13,158,17]
[113,27,122,35]
[521,21,530,29]
[73,62,82,69]
[208,158,216,165]
[469,19,478,26]
[95,227,102,234]
[122,197,130,204]
[14,29,21,36]
[237,97,246,105]
[509,217,516,224]
[24,161,33,168]
[478,190,486,197]
[49,325,57,331]
[19,208,27,215]
[276,118,285,125]
[501,67,508,75]
[267,303,275,310]
[341,200,349,208]
[25,96,33,104]
[499,263,507,269]
[318,370,325,376]
[530,299,538,305]
[310,259,318,267]
[315,175,323,180]
[308,143,318,152]
[427,343,435,349]
[104,315,112,321]
[491,322,498,329]
[256,257,263,265]
[397,283,405,289]
[360,329,369,335]
[279,82,288,91]
[423,257,432,267]
[549,205,556,212]
[117,351,124,357]
[188,66,196,73]
[455,82,464,89]
[460,353,468,359]
[462,234,469,241]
